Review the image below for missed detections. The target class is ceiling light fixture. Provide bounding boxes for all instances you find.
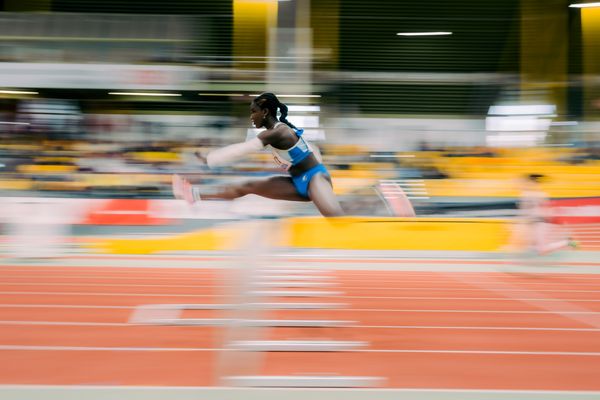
[108,92,181,97]
[0,90,38,95]
[397,32,452,36]
[569,2,600,8]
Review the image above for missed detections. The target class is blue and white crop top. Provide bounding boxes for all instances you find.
[266,122,312,170]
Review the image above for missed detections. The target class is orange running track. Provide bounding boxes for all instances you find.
[1,264,600,390]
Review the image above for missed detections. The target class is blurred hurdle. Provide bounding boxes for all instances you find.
[129,220,385,388]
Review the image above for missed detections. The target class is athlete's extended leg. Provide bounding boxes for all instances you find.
[200,175,309,202]
[307,173,344,217]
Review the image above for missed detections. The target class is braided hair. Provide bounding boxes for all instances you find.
[253,93,299,131]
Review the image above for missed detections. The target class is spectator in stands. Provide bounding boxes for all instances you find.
[517,174,573,255]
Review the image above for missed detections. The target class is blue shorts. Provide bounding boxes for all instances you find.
[291,164,329,198]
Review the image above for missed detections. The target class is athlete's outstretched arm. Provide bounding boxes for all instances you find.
[204,137,265,168]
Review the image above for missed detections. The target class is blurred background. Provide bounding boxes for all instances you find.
[2,1,600,396]
[0,0,598,254]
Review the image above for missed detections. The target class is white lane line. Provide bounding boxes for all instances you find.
[341,287,600,294]
[0,345,218,351]
[3,291,600,302]
[2,385,600,400]
[0,267,592,276]
[0,276,209,283]
[2,261,599,270]
[0,283,226,289]
[0,320,597,331]
[343,296,600,302]
[0,384,599,394]
[0,270,318,277]
[0,291,220,297]
[2,304,600,315]
[2,282,600,294]
[4,275,600,289]
[1,344,600,356]
[0,321,130,326]
[357,349,600,356]
[227,340,367,351]
[143,319,354,327]
[0,304,135,309]
[368,280,600,286]
[5,274,600,288]
[358,325,600,332]
[348,309,600,314]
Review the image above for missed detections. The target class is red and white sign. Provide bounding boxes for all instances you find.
[549,198,600,224]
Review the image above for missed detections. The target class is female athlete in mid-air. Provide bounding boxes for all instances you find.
[172,92,345,217]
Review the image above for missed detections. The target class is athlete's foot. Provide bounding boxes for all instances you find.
[171,174,184,200]
[374,183,416,217]
[182,177,202,205]
[568,237,579,249]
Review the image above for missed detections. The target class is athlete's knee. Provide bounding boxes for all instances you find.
[308,175,344,217]
[235,181,260,197]
[220,183,251,199]
[323,206,345,217]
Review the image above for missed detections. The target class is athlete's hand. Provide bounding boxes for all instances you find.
[194,150,208,164]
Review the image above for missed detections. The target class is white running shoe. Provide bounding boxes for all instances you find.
[374,183,416,217]
[182,177,201,205]
[172,174,201,204]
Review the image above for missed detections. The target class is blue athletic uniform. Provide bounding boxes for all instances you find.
[266,123,330,198]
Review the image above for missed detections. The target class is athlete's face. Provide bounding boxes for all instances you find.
[250,102,267,129]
